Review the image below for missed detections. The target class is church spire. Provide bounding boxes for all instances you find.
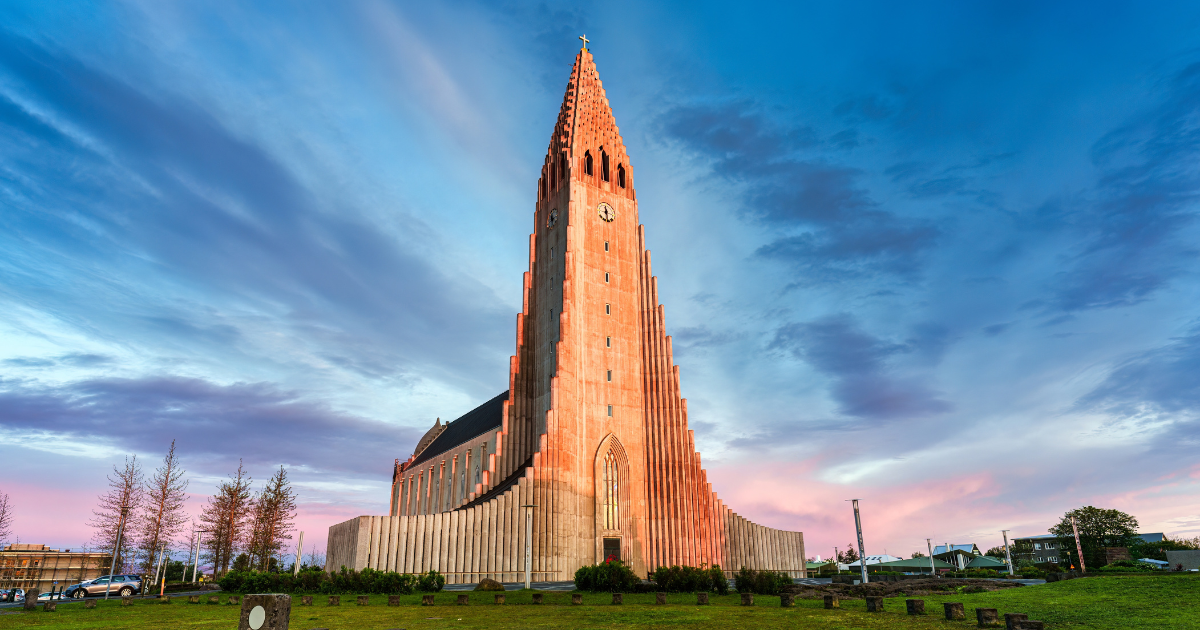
[539,45,633,204]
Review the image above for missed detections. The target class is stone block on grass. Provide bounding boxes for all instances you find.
[1014,621,1044,630]
[1005,613,1028,630]
[907,599,925,615]
[188,595,200,603]
[421,594,434,606]
[696,592,709,605]
[85,600,97,609]
[302,596,313,606]
[944,602,965,620]
[533,593,544,604]
[327,595,340,606]
[740,593,754,606]
[866,596,884,612]
[572,594,582,605]
[42,602,56,612]
[229,596,240,605]
[24,591,39,610]
[456,594,469,606]
[387,595,400,606]
[209,596,220,604]
[780,593,794,607]
[611,593,622,605]
[976,607,999,627]
[357,595,369,606]
[823,594,839,609]
[158,595,171,604]
[237,594,290,630]
[655,592,666,605]
[494,594,505,605]
[121,596,132,606]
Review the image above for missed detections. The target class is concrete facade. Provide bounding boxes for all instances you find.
[327,46,806,583]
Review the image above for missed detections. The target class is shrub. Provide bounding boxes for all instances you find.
[417,570,446,592]
[734,567,791,595]
[216,567,443,594]
[574,560,640,592]
[649,565,728,593]
[965,569,999,578]
[1096,561,1156,573]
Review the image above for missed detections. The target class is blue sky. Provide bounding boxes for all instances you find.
[2,1,1199,559]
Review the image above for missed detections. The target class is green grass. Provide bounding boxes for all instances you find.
[1,575,1196,629]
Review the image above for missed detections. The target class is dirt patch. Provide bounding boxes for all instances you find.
[784,578,1023,599]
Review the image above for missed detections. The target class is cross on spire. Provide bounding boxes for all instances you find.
[579,34,589,50]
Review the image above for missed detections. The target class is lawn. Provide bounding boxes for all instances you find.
[1,575,1195,629]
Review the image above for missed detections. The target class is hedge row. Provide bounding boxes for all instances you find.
[217,567,445,594]
[733,567,792,595]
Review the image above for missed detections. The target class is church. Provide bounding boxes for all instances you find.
[326,42,807,583]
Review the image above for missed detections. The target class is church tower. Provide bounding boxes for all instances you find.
[326,42,806,582]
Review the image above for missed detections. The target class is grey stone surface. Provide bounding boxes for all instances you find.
[906,599,925,615]
[237,594,290,630]
[944,602,965,620]
[824,594,839,609]
[866,596,884,612]
[976,607,999,626]
[655,592,666,605]
[740,593,754,606]
[1005,612,1028,630]
[611,593,622,605]
[696,592,709,605]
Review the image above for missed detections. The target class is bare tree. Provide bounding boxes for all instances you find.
[87,455,143,572]
[137,440,190,576]
[247,466,297,571]
[0,490,13,547]
[199,461,253,576]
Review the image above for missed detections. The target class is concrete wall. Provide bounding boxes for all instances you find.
[1165,550,1200,570]
[327,474,806,582]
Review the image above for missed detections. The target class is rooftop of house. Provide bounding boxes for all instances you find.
[932,543,980,555]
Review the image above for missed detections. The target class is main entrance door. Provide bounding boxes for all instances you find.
[603,537,621,562]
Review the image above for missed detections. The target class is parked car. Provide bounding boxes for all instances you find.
[64,575,142,598]
[1,588,25,603]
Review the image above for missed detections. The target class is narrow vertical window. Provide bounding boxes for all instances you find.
[603,449,619,530]
[559,153,565,180]
[551,247,555,259]
[601,150,610,182]
[605,272,610,283]
[607,404,613,417]
[617,164,626,188]
[604,241,609,252]
[585,151,593,176]
[607,370,612,382]
[606,336,611,348]
[605,303,610,315]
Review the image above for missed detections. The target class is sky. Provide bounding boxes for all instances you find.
[2,0,1200,565]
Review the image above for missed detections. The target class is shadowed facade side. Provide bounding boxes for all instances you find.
[326,46,806,583]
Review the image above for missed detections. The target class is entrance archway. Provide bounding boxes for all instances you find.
[593,433,630,563]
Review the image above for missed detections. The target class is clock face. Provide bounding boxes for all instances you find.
[597,202,615,222]
[548,209,558,228]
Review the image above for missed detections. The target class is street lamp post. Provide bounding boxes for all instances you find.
[105,506,130,600]
[850,500,868,584]
[191,530,209,584]
[293,531,305,577]
[1001,530,1014,576]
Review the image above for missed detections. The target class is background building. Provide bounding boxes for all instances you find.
[0,544,112,594]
